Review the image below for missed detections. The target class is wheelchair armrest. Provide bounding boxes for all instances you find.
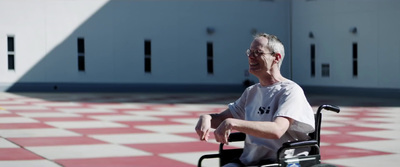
[277,140,320,159]
[228,132,246,142]
[198,153,220,167]
[282,140,318,148]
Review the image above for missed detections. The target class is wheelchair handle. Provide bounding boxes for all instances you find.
[318,104,340,114]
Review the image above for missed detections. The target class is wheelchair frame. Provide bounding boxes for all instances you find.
[198,104,340,167]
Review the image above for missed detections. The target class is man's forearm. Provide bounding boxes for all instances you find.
[228,117,292,139]
[202,109,232,129]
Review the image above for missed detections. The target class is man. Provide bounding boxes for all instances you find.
[195,33,315,166]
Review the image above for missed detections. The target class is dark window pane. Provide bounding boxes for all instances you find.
[78,38,85,54]
[145,58,151,73]
[353,60,358,76]
[322,64,330,77]
[8,54,15,70]
[207,59,213,74]
[8,36,14,52]
[145,40,151,56]
[207,42,213,58]
[311,44,315,77]
[352,43,358,59]
[207,42,214,74]
[78,56,85,71]
[352,43,358,77]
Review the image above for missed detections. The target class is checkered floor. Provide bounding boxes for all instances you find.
[0,92,399,167]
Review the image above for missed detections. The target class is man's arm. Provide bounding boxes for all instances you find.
[195,108,233,141]
[214,116,294,144]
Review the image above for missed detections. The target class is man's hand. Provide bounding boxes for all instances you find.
[214,118,234,145]
[195,115,212,141]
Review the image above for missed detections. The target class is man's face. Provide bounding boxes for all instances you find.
[247,37,275,76]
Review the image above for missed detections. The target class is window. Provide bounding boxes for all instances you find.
[8,36,15,70]
[321,64,330,77]
[352,42,358,77]
[207,42,214,74]
[310,44,315,77]
[144,40,151,73]
[77,38,85,71]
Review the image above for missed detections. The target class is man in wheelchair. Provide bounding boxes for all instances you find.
[195,33,316,166]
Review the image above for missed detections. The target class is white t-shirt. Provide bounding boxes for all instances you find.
[228,80,315,165]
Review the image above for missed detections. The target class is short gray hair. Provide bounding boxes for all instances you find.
[254,33,285,68]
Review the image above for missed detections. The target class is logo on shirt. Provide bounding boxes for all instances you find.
[258,106,270,115]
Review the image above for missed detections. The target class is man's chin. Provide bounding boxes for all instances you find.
[248,69,260,76]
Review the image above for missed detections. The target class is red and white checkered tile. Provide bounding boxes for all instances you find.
[1,92,399,167]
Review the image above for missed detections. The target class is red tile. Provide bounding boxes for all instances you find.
[117,121,184,126]
[34,117,95,122]
[79,113,126,116]
[339,114,386,120]
[69,127,151,135]
[8,136,107,147]
[320,133,389,144]
[176,132,216,141]
[0,113,20,117]
[321,145,392,160]
[7,110,56,113]
[56,156,195,167]
[322,125,388,133]
[125,141,232,154]
[0,148,43,160]
[0,123,54,129]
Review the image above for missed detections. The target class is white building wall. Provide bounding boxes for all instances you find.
[2,0,399,93]
[0,0,291,91]
[292,0,400,90]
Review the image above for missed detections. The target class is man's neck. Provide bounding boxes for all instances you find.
[258,71,287,87]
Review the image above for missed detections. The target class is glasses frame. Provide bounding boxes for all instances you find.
[246,49,274,57]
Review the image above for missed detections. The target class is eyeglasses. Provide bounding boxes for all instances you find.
[246,49,274,57]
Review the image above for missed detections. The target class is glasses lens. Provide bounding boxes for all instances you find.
[246,49,251,57]
[247,49,261,57]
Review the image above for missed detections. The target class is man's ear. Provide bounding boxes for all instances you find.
[274,53,282,63]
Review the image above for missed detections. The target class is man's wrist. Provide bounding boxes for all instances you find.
[200,114,212,121]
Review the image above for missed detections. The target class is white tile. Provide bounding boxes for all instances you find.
[0,106,48,110]
[125,111,189,116]
[338,139,400,154]
[349,130,400,139]
[91,133,197,144]
[0,117,38,123]
[0,101,27,105]
[369,107,400,113]
[0,128,80,138]
[27,144,151,160]
[353,123,400,130]
[0,110,11,114]
[319,142,331,147]
[323,154,400,167]
[45,121,128,129]
[157,104,224,112]
[33,102,81,107]
[319,122,345,128]
[89,115,162,122]
[361,117,400,123]
[170,118,198,125]
[320,130,340,135]
[320,115,351,122]
[0,138,19,148]
[0,160,62,167]
[57,108,115,114]
[135,124,196,133]
[161,151,219,166]
[17,112,81,118]
[90,104,146,109]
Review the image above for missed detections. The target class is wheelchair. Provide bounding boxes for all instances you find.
[198,104,340,167]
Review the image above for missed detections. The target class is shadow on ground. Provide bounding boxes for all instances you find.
[5,92,400,107]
